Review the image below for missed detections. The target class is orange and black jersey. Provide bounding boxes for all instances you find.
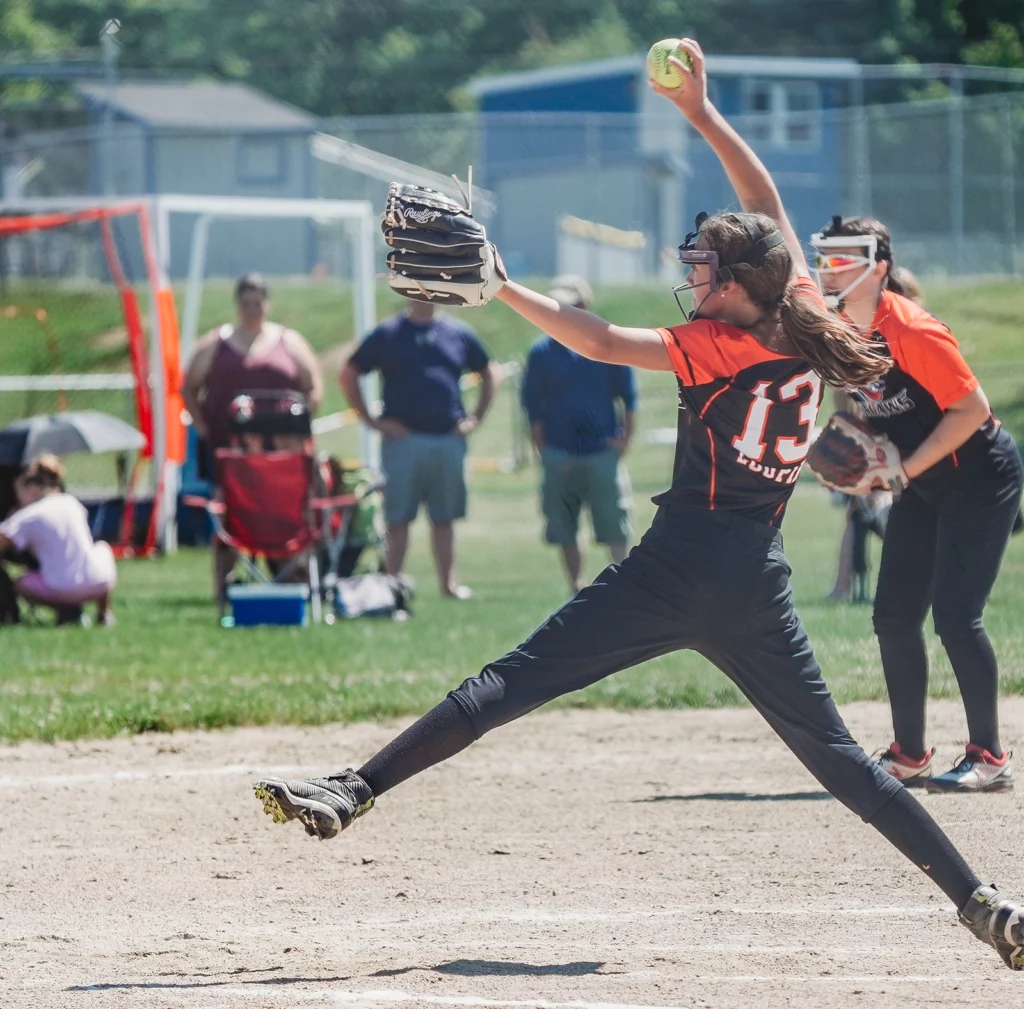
[653,279,824,527]
[853,291,1004,495]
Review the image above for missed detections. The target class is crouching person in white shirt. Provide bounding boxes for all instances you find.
[0,454,117,626]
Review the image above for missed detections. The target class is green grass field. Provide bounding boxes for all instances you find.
[2,278,1024,743]
[4,481,1024,744]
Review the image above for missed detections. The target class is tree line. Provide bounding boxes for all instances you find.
[2,0,1024,116]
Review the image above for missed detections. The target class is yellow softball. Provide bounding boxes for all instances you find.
[646,38,692,89]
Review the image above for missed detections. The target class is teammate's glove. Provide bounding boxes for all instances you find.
[381,183,507,307]
[807,412,908,499]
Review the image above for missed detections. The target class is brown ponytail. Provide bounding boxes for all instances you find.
[885,265,907,297]
[889,265,923,305]
[701,212,891,390]
[779,285,890,389]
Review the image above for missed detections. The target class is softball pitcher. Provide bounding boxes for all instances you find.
[255,40,1024,969]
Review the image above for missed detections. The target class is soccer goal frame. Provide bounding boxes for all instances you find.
[1,195,378,552]
[152,194,378,551]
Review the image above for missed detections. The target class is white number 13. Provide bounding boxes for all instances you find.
[731,371,822,464]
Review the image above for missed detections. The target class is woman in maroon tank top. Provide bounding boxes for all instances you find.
[182,274,323,451]
[181,274,325,600]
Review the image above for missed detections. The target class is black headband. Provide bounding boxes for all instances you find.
[680,211,710,250]
[725,213,785,270]
[680,211,784,275]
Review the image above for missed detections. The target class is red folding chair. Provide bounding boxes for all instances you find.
[187,447,358,624]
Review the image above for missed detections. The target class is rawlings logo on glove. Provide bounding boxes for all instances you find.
[402,207,445,225]
[807,412,908,499]
[381,182,507,307]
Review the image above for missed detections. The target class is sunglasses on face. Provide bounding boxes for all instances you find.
[814,253,872,271]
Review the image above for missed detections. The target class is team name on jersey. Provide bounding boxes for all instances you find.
[733,453,804,484]
[852,382,915,418]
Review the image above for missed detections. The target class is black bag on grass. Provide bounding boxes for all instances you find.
[0,564,21,625]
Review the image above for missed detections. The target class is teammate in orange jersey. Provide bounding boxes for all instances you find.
[812,216,1024,792]
[255,40,1024,969]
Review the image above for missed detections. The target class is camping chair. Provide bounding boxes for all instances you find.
[315,457,386,580]
[192,446,360,624]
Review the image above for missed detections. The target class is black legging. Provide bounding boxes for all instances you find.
[873,445,1024,759]
[360,504,983,911]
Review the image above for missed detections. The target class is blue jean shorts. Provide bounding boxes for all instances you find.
[381,432,468,524]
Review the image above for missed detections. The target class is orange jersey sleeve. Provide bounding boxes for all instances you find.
[875,291,979,410]
[656,319,790,387]
[656,275,823,387]
[790,274,828,306]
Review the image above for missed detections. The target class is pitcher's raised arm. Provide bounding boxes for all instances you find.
[650,38,808,280]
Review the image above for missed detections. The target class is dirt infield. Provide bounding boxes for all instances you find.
[4,699,1023,1009]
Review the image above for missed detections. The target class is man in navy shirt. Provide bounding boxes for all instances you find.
[341,302,497,598]
[521,277,635,592]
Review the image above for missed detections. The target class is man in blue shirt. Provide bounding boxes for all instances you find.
[340,302,497,598]
[521,276,635,592]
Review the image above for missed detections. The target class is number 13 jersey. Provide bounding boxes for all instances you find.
[653,280,825,527]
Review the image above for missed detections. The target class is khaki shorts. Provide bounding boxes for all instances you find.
[381,432,468,524]
[540,446,632,546]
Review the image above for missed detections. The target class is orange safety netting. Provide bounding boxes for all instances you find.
[0,204,146,235]
[1,202,182,553]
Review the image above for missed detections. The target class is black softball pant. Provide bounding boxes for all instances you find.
[450,505,903,822]
[872,444,1024,758]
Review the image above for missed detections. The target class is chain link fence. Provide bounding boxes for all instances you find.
[5,92,1024,279]
[321,93,1024,278]
[839,93,1024,275]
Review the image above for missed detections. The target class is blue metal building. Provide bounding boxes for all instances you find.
[468,54,860,277]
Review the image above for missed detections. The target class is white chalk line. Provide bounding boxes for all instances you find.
[0,762,889,802]
[691,976,971,983]
[72,991,683,1009]
[500,944,929,955]
[12,943,963,969]
[339,905,952,931]
[0,763,321,788]
[211,979,978,1008]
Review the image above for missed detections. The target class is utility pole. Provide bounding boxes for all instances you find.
[99,19,121,196]
[948,66,964,275]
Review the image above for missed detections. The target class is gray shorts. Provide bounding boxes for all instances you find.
[381,432,468,525]
[540,446,632,546]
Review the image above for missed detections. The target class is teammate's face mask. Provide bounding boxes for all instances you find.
[673,212,784,321]
[810,215,882,310]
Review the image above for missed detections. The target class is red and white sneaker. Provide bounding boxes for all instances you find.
[926,745,1014,793]
[875,743,935,787]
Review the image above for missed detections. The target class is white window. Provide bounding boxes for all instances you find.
[237,136,286,185]
[741,80,821,150]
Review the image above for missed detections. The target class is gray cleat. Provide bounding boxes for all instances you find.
[254,769,374,840]
[960,885,1024,970]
